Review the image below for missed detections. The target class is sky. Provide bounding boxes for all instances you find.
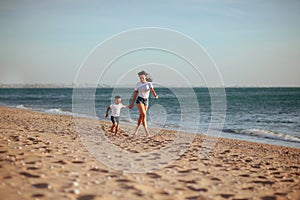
[0,0,299,87]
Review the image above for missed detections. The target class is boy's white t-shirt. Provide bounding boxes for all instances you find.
[135,82,153,99]
[110,103,125,117]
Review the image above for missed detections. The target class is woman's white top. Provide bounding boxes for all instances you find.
[135,82,153,99]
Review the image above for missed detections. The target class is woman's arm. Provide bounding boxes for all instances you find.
[129,90,138,109]
[150,88,158,99]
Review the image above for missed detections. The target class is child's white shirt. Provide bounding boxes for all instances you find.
[110,103,125,117]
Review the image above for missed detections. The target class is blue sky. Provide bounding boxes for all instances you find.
[0,0,299,86]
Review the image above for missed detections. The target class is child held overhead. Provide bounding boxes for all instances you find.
[105,95,129,136]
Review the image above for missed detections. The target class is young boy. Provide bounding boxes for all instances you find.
[105,96,129,136]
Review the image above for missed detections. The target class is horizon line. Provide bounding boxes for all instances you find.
[0,83,299,89]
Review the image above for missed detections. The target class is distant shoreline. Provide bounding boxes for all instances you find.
[0,84,299,89]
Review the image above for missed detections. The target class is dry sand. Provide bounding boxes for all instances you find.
[0,106,299,200]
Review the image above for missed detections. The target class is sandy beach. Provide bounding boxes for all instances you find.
[0,106,299,200]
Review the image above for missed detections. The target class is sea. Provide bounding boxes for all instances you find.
[0,87,299,148]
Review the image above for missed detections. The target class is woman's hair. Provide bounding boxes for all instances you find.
[138,70,152,82]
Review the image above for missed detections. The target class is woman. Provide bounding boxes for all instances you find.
[129,71,158,137]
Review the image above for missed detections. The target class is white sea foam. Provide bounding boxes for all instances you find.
[45,108,72,116]
[16,104,30,110]
[223,128,300,143]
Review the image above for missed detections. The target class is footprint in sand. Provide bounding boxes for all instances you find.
[177,168,197,173]
[134,191,144,197]
[77,194,96,200]
[32,183,50,189]
[27,166,40,170]
[261,196,276,200]
[89,167,109,173]
[252,180,275,185]
[72,160,85,164]
[186,185,208,192]
[178,179,197,184]
[20,172,40,178]
[219,194,234,199]
[185,195,206,200]
[220,150,230,154]
[32,194,44,198]
[146,172,161,179]
[115,178,132,183]
[54,158,68,164]
[281,179,294,183]
[210,177,221,181]
[258,175,267,179]
[120,185,136,190]
[239,174,250,178]
[274,192,287,196]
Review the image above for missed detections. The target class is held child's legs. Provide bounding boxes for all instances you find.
[115,124,119,135]
[110,116,116,133]
[110,123,116,133]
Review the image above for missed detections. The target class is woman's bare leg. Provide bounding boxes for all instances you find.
[143,106,151,137]
[134,110,143,135]
[136,104,151,137]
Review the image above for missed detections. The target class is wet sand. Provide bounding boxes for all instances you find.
[0,106,299,200]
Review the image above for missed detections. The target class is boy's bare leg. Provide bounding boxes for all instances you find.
[115,124,119,136]
[110,124,116,134]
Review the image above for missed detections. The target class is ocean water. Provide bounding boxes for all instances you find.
[0,87,299,148]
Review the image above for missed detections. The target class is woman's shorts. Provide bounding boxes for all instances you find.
[111,116,120,124]
[136,96,148,106]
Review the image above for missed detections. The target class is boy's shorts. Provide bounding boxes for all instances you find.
[111,116,120,124]
[136,96,148,106]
